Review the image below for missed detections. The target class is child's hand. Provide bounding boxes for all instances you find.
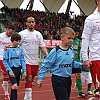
[37,80,42,88]
[74,51,78,55]
[46,70,50,73]
[10,72,15,77]
[23,73,26,78]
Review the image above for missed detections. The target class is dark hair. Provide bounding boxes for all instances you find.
[95,0,97,5]
[6,24,15,30]
[26,16,35,22]
[72,26,80,32]
[11,33,21,42]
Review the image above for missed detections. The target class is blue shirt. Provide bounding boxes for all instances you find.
[38,46,83,82]
[3,46,26,74]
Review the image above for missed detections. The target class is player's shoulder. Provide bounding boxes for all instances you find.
[0,32,4,36]
[69,46,74,51]
[68,46,75,54]
[18,29,28,35]
[55,45,73,52]
[76,38,81,42]
[34,30,42,35]
[86,12,99,20]
[17,47,23,52]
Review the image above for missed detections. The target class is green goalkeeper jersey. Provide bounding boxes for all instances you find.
[72,38,81,62]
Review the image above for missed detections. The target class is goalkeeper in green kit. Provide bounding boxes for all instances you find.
[71,26,87,98]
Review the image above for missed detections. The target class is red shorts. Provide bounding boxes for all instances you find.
[0,60,8,75]
[90,60,100,89]
[26,64,38,77]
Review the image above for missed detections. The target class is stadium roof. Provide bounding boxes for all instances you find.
[1,0,23,8]
[42,0,66,13]
[1,0,97,16]
[77,0,96,16]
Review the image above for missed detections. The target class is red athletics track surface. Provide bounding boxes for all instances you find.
[0,74,94,100]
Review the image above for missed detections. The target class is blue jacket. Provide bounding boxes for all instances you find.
[38,46,83,82]
[3,46,26,74]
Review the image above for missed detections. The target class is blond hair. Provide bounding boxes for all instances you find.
[59,27,75,36]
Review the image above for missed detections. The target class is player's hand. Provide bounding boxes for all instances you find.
[23,73,27,78]
[83,60,92,68]
[10,72,15,77]
[43,55,47,59]
[4,44,10,50]
[37,80,42,88]
[0,69,3,74]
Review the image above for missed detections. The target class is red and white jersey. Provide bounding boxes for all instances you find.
[81,12,100,61]
[0,32,11,60]
[18,29,45,65]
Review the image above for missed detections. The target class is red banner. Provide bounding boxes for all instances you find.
[44,40,61,48]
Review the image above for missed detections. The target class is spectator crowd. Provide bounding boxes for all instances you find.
[0,6,86,40]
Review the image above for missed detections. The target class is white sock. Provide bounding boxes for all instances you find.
[24,88,32,99]
[89,97,100,100]
[2,81,9,95]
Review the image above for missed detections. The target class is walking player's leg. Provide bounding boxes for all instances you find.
[0,60,10,100]
[75,73,87,97]
[24,64,32,100]
[90,61,100,98]
[24,65,38,100]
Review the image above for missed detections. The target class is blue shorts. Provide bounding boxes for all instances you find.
[9,67,21,86]
[51,75,72,100]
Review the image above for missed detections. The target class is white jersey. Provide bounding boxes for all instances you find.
[0,32,11,60]
[81,12,100,61]
[18,29,45,65]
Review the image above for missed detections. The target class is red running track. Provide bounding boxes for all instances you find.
[0,74,94,100]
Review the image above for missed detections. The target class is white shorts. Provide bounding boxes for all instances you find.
[81,71,92,85]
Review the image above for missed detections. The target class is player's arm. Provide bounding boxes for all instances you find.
[3,50,13,75]
[81,17,93,68]
[20,49,26,78]
[41,46,48,56]
[37,48,56,87]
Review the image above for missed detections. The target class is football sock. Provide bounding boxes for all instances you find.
[87,83,92,91]
[24,83,32,99]
[76,78,82,94]
[2,80,9,95]
[10,89,17,100]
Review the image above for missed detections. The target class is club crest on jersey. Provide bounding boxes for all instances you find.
[16,51,20,56]
[36,35,39,38]
[66,52,69,55]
